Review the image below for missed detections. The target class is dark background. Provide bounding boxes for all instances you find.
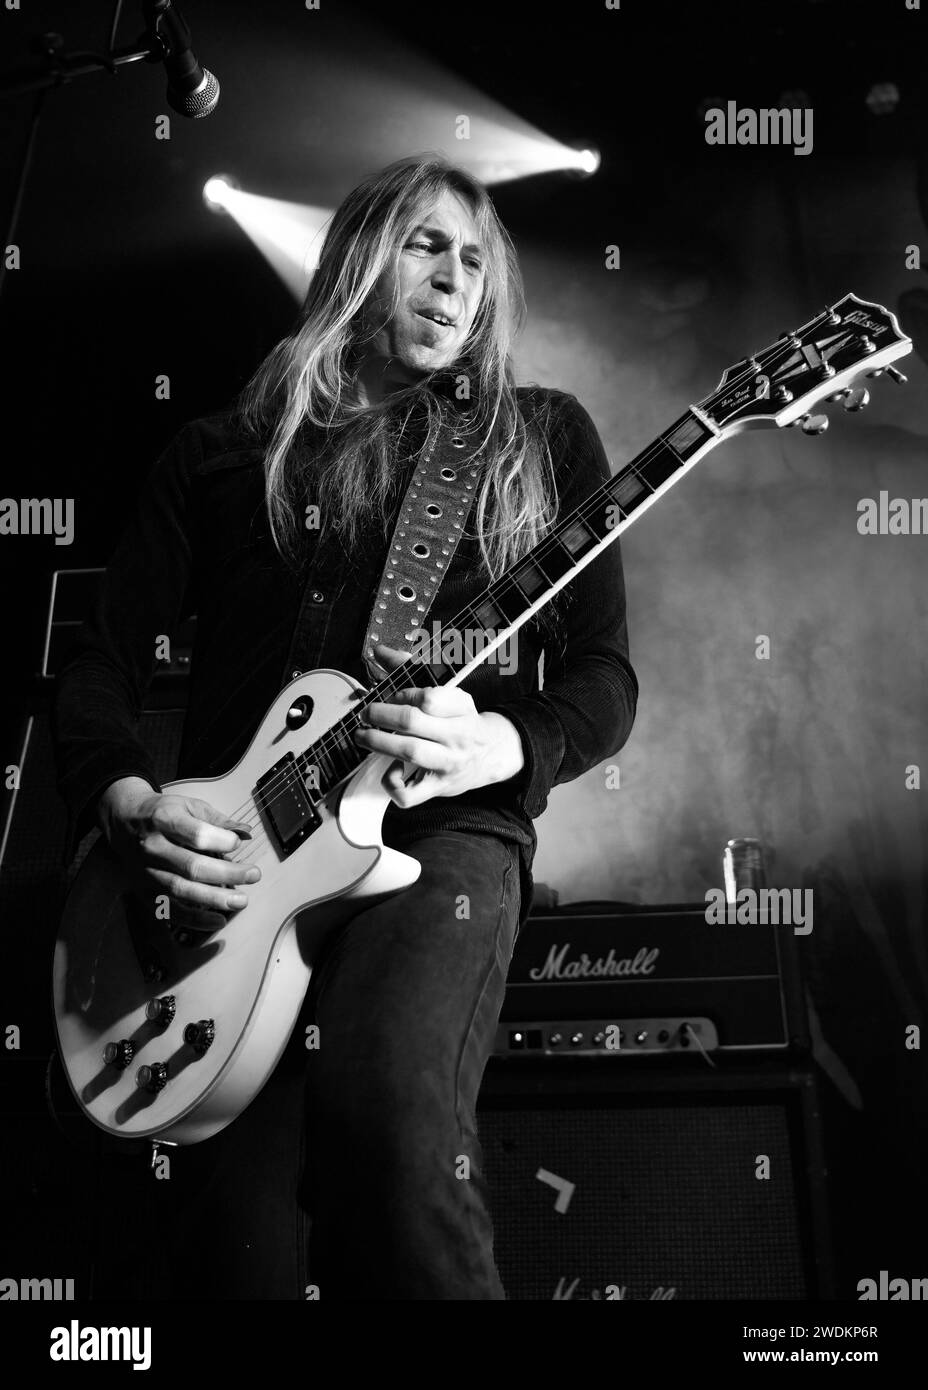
[1,0,926,1300]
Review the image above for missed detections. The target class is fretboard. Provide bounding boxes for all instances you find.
[287,408,721,796]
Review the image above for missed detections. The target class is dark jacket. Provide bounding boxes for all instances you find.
[51,386,638,897]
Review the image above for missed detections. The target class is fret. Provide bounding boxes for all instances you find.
[410,660,444,686]
[582,496,622,538]
[641,443,681,491]
[534,536,575,585]
[314,744,340,787]
[473,597,503,628]
[488,580,526,625]
[558,516,598,556]
[457,605,486,634]
[510,559,547,598]
[326,729,355,779]
[609,466,650,508]
[666,412,711,461]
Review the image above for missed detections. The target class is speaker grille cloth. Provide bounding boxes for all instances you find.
[481,1102,806,1300]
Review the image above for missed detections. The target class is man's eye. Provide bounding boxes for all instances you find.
[406,241,431,251]
[465,259,483,272]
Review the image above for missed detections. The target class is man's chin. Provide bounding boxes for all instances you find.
[402,347,457,376]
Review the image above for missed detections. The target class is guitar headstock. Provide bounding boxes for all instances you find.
[698,293,913,437]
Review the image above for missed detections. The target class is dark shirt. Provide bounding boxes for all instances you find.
[51,386,638,898]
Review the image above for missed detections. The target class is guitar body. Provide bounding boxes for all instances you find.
[53,669,420,1145]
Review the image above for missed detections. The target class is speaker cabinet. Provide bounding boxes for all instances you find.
[479,1060,834,1300]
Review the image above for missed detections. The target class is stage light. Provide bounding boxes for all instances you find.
[203,173,240,212]
[284,30,603,187]
[202,180,333,298]
[559,145,601,180]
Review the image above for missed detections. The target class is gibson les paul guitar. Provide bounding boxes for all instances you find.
[53,292,912,1143]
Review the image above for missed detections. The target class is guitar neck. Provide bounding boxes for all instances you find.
[294,407,724,795]
[403,406,721,689]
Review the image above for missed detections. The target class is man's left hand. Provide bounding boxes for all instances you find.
[353,643,526,807]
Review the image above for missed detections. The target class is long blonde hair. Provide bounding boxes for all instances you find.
[234,154,557,580]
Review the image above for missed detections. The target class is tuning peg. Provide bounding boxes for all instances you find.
[799,413,830,436]
[885,365,908,385]
[842,387,870,412]
[866,368,885,379]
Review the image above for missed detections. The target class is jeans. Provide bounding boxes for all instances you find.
[85,831,523,1301]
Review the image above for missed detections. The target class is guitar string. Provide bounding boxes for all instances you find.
[198,321,840,868]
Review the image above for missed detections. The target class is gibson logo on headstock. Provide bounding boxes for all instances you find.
[842,309,889,335]
[527,943,659,982]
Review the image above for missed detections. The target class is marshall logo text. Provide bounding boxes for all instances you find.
[528,944,659,982]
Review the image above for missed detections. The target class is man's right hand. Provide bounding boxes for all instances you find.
[97,776,261,923]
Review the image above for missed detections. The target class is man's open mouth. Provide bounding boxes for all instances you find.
[417,311,456,327]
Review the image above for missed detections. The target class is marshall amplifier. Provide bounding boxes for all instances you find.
[495,901,809,1059]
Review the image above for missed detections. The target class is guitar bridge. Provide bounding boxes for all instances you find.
[254,753,322,858]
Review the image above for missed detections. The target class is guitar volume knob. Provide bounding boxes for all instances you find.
[103,1039,135,1069]
[136,1063,169,1092]
[184,1019,215,1054]
[145,994,176,1027]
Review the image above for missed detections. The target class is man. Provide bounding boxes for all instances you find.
[52,155,638,1300]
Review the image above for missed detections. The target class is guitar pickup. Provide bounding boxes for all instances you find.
[254,753,321,858]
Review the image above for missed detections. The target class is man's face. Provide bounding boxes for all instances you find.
[365,189,486,376]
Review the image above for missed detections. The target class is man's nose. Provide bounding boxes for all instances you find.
[431,250,465,293]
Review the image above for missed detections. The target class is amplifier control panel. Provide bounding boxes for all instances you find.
[495,1016,719,1058]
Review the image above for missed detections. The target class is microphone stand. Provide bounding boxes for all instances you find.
[0,7,168,303]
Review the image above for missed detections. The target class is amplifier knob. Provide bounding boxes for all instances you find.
[103,1039,135,1069]
[136,1063,168,1092]
[184,1019,215,1054]
[592,1031,605,1046]
[548,1032,563,1046]
[570,1032,584,1045]
[145,995,176,1027]
[635,1029,648,1044]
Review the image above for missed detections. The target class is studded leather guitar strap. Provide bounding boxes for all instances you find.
[362,407,482,682]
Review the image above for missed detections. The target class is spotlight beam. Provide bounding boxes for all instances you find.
[202,179,332,299]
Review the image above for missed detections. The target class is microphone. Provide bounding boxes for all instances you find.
[143,0,220,119]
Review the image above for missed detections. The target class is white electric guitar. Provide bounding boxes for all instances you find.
[53,293,912,1144]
